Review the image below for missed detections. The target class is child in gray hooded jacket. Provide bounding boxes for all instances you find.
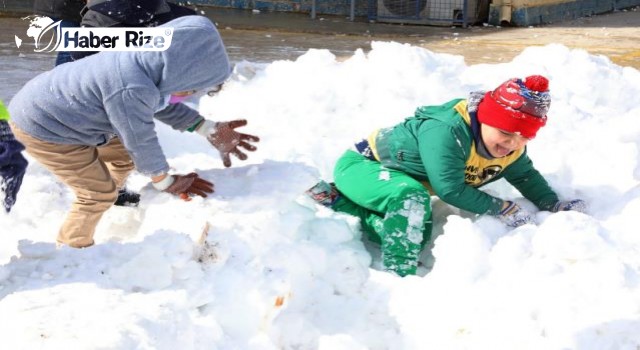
[8,16,258,248]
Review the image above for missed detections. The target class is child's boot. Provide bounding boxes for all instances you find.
[114,187,140,207]
[305,180,340,207]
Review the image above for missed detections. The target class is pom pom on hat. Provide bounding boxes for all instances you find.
[524,75,548,91]
[477,75,551,139]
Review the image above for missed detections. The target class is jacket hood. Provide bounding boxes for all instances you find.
[134,15,231,95]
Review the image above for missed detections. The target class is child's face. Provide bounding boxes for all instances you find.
[480,124,530,158]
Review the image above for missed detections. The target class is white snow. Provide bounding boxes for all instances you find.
[1,42,640,349]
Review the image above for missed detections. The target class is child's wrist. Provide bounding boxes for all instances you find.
[152,174,174,191]
[195,120,217,137]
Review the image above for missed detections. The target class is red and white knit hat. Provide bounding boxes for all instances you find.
[477,75,551,139]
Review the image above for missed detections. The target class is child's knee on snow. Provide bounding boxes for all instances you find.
[389,186,431,212]
[388,186,432,245]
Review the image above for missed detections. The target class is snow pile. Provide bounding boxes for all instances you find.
[1,42,640,349]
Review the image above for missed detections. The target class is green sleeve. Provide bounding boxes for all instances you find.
[502,149,559,211]
[418,123,504,215]
[0,100,9,121]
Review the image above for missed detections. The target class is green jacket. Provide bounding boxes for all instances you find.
[372,98,559,215]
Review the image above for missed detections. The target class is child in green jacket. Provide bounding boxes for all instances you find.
[307,75,586,277]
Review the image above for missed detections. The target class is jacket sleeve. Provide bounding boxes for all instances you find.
[502,150,559,211]
[103,87,170,177]
[154,103,204,132]
[418,124,504,215]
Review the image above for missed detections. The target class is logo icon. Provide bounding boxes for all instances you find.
[14,15,173,53]
[15,15,61,51]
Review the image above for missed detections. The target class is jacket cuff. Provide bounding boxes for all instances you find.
[186,116,206,132]
[195,120,217,137]
[152,175,175,191]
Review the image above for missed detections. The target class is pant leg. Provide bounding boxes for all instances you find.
[96,138,135,189]
[333,150,432,276]
[332,194,385,244]
[10,123,118,248]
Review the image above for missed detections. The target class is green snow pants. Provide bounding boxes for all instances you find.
[332,150,432,276]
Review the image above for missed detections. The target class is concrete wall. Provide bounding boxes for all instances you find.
[488,0,640,26]
[191,0,369,17]
[192,0,640,25]
[0,0,371,19]
[0,0,36,15]
[1,0,638,26]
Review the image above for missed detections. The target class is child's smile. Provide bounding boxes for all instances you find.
[481,124,530,158]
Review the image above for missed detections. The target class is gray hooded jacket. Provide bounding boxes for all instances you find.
[9,15,230,176]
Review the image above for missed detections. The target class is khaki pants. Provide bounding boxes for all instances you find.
[10,122,135,248]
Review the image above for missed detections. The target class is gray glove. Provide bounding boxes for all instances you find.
[496,201,534,227]
[552,199,587,213]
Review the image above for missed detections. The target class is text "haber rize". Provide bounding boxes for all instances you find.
[63,31,167,49]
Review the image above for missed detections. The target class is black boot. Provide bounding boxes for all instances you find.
[114,187,140,207]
